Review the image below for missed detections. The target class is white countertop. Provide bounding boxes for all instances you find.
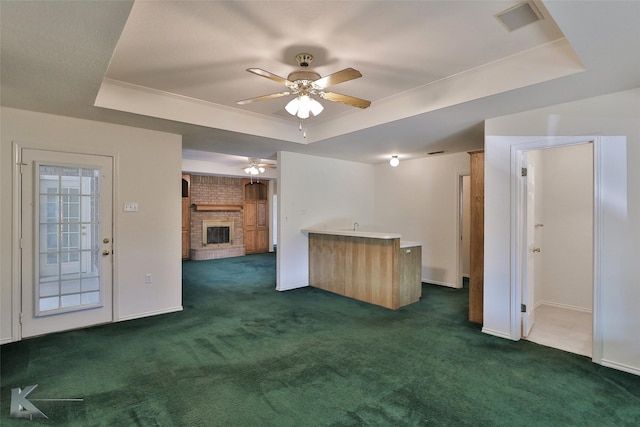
[400,241,422,248]
[301,228,423,247]
[302,228,401,239]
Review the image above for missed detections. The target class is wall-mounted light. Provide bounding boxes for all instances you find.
[390,155,400,167]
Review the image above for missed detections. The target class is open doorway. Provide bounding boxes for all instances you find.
[458,174,471,289]
[521,143,593,357]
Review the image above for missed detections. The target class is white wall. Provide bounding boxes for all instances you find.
[373,153,470,287]
[539,144,593,311]
[277,151,375,291]
[485,87,640,375]
[277,150,471,292]
[1,107,183,343]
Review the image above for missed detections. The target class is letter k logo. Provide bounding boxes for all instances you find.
[10,384,48,419]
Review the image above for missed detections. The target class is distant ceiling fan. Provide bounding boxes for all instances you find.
[237,53,371,119]
[243,157,275,175]
[243,157,275,183]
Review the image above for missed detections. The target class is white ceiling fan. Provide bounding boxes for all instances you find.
[243,157,275,183]
[243,157,275,174]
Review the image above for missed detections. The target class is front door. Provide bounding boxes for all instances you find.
[20,149,113,338]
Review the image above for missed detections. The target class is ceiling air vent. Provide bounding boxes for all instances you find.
[496,1,542,32]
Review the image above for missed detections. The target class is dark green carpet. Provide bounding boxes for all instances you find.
[2,253,639,426]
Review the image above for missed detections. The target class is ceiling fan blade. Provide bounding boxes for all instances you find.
[321,92,371,109]
[246,68,292,86]
[236,91,291,105]
[314,68,362,89]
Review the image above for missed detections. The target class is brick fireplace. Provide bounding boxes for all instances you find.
[189,175,245,260]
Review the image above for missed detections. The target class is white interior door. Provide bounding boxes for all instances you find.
[522,161,536,337]
[20,149,113,338]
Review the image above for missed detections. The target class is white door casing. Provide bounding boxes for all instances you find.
[510,135,613,365]
[20,149,113,338]
[457,173,471,289]
[522,159,536,337]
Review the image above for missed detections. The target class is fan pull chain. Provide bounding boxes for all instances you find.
[299,119,307,138]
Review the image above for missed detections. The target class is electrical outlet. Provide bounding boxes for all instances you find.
[124,202,139,212]
[145,274,152,284]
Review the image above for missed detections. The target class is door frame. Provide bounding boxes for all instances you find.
[511,136,602,363]
[456,173,470,289]
[521,155,536,338]
[11,142,117,342]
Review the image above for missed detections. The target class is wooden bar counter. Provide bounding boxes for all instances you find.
[302,229,422,309]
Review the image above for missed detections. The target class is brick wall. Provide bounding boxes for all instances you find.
[190,175,243,250]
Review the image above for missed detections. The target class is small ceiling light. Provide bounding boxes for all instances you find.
[390,156,400,167]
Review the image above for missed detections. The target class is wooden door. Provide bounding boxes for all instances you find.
[243,180,269,254]
[468,151,484,324]
[181,174,190,260]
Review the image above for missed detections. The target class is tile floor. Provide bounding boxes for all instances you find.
[525,304,592,357]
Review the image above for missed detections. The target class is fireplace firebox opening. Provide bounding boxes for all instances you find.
[202,220,234,246]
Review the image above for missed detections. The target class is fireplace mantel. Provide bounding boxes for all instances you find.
[192,203,243,212]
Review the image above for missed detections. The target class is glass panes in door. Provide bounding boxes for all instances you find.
[37,165,101,315]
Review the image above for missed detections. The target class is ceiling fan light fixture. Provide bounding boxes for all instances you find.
[286,94,324,119]
[309,97,324,116]
[285,97,300,115]
[243,158,272,177]
[297,107,310,119]
[297,95,312,118]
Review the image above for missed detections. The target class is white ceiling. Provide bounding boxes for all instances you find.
[2,1,639,166]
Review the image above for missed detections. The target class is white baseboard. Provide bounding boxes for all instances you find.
[424,279,459,289]
[277,283,308,292]
[601,359,640,376]
[539,301,592,314]
[1,336,16,345]
[117,306,183,322]
[482,327,517,341]
[2,306,183,344]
